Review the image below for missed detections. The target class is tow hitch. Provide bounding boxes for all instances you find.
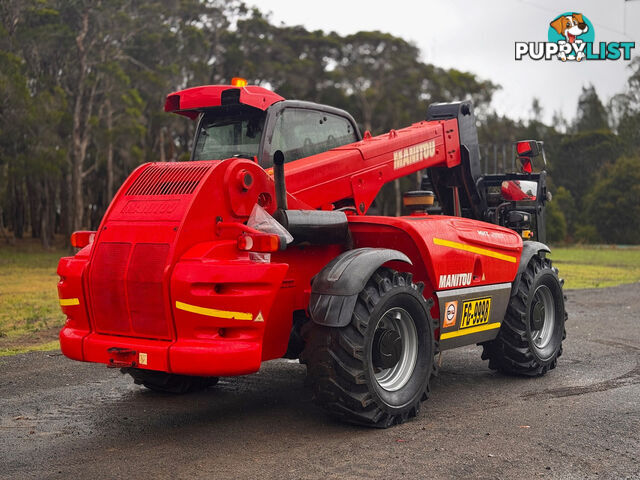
[107,347,138,368]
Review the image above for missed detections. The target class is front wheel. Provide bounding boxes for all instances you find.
[301,268,436,428]
[481,254,566,376]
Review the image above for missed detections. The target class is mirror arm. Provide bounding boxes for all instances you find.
[539,141,547,167]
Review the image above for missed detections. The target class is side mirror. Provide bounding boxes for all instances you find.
[501,180,537,201]
[516,140,540,157]
[514,140,546,173]
[519,157,533,173]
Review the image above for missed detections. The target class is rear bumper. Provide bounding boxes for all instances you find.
[60,327,262,376]
[58,246,289,377]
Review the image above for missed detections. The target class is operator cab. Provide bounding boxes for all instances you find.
[167,81,361,166]
[190,100,361,167]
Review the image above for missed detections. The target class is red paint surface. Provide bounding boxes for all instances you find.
[59,85,522,376]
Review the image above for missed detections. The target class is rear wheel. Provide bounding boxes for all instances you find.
[301,268,436,428]
[481,254,566,376]
[124,368,219,394]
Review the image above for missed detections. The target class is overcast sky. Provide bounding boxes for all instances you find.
[251,0,640,124]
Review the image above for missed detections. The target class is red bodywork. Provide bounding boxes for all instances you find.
[164,85,284,118]
[58,85,522,376]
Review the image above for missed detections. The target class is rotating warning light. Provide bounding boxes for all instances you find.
[231,77,248,87]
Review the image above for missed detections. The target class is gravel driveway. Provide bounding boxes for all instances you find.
[1,284,638,479]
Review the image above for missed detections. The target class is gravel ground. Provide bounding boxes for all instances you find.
[0,284,638,480]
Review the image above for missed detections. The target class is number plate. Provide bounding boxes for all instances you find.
[460,297,492,329]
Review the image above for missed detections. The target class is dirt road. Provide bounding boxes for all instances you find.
[1,284,639,480]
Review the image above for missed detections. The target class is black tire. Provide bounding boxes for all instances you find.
[123,368,219,394]
[481,254,566,376]
[300,268,437,428]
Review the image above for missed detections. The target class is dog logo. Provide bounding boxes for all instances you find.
[548,12,592,61]
[515,12,634,62]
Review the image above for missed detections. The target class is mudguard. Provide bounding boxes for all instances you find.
[309,248,411,327]
[512,241,551,296]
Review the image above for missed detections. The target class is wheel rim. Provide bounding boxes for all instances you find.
[372,307,418,392]
[530,284,555,349]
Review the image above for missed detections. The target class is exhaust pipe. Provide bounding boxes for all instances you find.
[271,150,349,246]
[273,150,288,211]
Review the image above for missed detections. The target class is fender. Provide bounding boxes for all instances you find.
[309,248,412,327]
[512,241,551,296]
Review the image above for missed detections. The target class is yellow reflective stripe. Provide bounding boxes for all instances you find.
[175,301,253,321]
[433,237,517,263]
[59,298,80,306]
[440,322,501,340]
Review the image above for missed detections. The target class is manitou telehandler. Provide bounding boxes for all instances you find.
[57,80,566,427]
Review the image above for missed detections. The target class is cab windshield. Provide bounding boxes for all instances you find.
[192,106,266,161]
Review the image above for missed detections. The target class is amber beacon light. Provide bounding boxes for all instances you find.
[231,77,248,87]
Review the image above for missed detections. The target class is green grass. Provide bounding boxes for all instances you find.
[0,239,67,351]
[550,245,640,289]
[0,340,60,357]
[0,240,639,355]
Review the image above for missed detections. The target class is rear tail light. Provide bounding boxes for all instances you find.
[237,233,282,252]
[70,231,96,248]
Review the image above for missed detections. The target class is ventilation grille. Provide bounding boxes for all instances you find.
[126,164,211,196]
[90,242,132,334]
[90,242,172,339]
[127,243,170,338]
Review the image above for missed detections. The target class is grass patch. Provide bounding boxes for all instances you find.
[0,239,68,346]
[0,340,60,357]
[550,245,640,289]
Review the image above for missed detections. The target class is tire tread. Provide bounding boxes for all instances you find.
[301,268,436,427]
[481,255,566,377]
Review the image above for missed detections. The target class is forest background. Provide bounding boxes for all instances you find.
[1,0,640,247]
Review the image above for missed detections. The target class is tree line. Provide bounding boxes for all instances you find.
[477,71,640,244]
[0,0,638,246]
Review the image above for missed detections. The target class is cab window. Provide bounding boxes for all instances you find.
[269,108,357,163]
[193,106,266,161]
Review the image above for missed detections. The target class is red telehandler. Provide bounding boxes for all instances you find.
[57,81,566,427]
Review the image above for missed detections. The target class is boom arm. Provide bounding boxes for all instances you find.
[282,116,463,214]
[281,101,483,217]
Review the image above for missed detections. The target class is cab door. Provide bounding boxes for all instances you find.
[259,103,360,167]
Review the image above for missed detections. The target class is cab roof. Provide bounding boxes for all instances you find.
[164,85,285,119]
